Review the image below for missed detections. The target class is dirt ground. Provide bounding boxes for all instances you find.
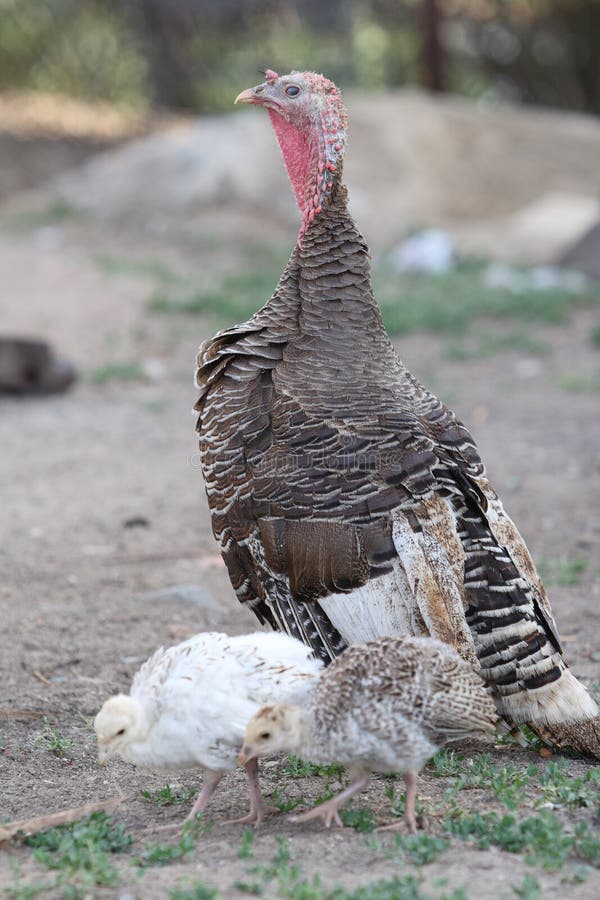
[1,195,599,899]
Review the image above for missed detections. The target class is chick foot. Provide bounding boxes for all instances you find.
[289,773,370,829]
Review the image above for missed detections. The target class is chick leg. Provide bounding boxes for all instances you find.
[290,773,371,828]
[224,757,277,826]
[152,771,224,832]
[376,770,421,834]
[184,771,224,822]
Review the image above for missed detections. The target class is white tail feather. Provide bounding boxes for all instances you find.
[497,668,598,726]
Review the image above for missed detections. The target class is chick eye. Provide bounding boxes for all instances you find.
[260,731,271,740]
[285,85,300,97]
[116,728,125,736]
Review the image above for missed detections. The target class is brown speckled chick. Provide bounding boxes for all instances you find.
[239,636,497,832]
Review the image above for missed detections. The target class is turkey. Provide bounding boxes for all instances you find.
[94,630,322,826]
[239,636,498,832]
[195,69,598,755]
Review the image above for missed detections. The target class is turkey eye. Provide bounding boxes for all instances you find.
[260,731,271,740]
[116,728,125,736]
[285,85,300,97]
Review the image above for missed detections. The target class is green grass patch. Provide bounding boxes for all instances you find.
[1,200,81,230]
[538,760,600,808]
[88,361,145,383]
[170,883,220,900]
[235,838,465,898]
[269,786,306,813]
[140,784,198,807]
[538,555,588,586]
[25,812,132,895]
[444,754,536,810]
[374,264,600,336]
[137,817,211,867]
[94,254,184,285]
[444,331,550,361]
[146,259,600,339]
[446,809,600,871]
[392,833,450,866]
[511,874,541,899]
[553,373,600,393]
[282,755,345,780]
[238,828,255,859]
[32,719,72,759]
[339,806,376,832]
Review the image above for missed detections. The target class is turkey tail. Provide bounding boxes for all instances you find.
[530,717,600,759]
[390,496,598,729]
[454,493,598,728]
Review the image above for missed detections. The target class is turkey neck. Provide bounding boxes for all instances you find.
[295,181,384,339]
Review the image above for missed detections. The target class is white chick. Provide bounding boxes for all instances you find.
[94,630,322,826]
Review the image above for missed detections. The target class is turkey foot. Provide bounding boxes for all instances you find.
[376,772,421,834]
[290,774,370,829]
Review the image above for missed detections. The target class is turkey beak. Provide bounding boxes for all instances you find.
[238,743,255,765]
[234,84,268,106]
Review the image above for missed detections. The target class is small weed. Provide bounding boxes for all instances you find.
[539,556,588,586]
[554,373,600,393]
[512,873,541,899]
[235,839,465,899]
[573,821,600,866]
[137,817,211,867]
[385,783,425,822]
[5,864,53,900]
[2,199,81,230]
[373,262,600,337]
[145,255,600,339]
[445,808,597,871]
[5,886,52,900]
[89,361,145,383]
[444,754,536,809]
[428,749,465,778]
[238,828,255,859]
[282,755,344,780]
[538,759,600,808]
[339,806,376,832]
[170,883,220,900]
[141,784,197,806]
[269,786,305,813]
[25,813,132,893]
[94,254,183,285]
[393,833,449,866]
[32,719,72,758]
[590,326,600,347]
[445,331,550,361]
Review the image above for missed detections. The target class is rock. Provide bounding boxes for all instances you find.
[143,584,222,612]
[559,221,600,282]
[0,337,77,394]
[483,261,588,293]
[390,228,455,274]
[454,193,600,264]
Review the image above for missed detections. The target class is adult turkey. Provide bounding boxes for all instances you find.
[195,70,598,755]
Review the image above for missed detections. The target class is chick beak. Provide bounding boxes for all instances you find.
[238,743,254,766]
[234,84,267,106]
[97,745,110,765]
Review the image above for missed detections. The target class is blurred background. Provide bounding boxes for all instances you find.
[2,0,600,113]
[1,0,599,384]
